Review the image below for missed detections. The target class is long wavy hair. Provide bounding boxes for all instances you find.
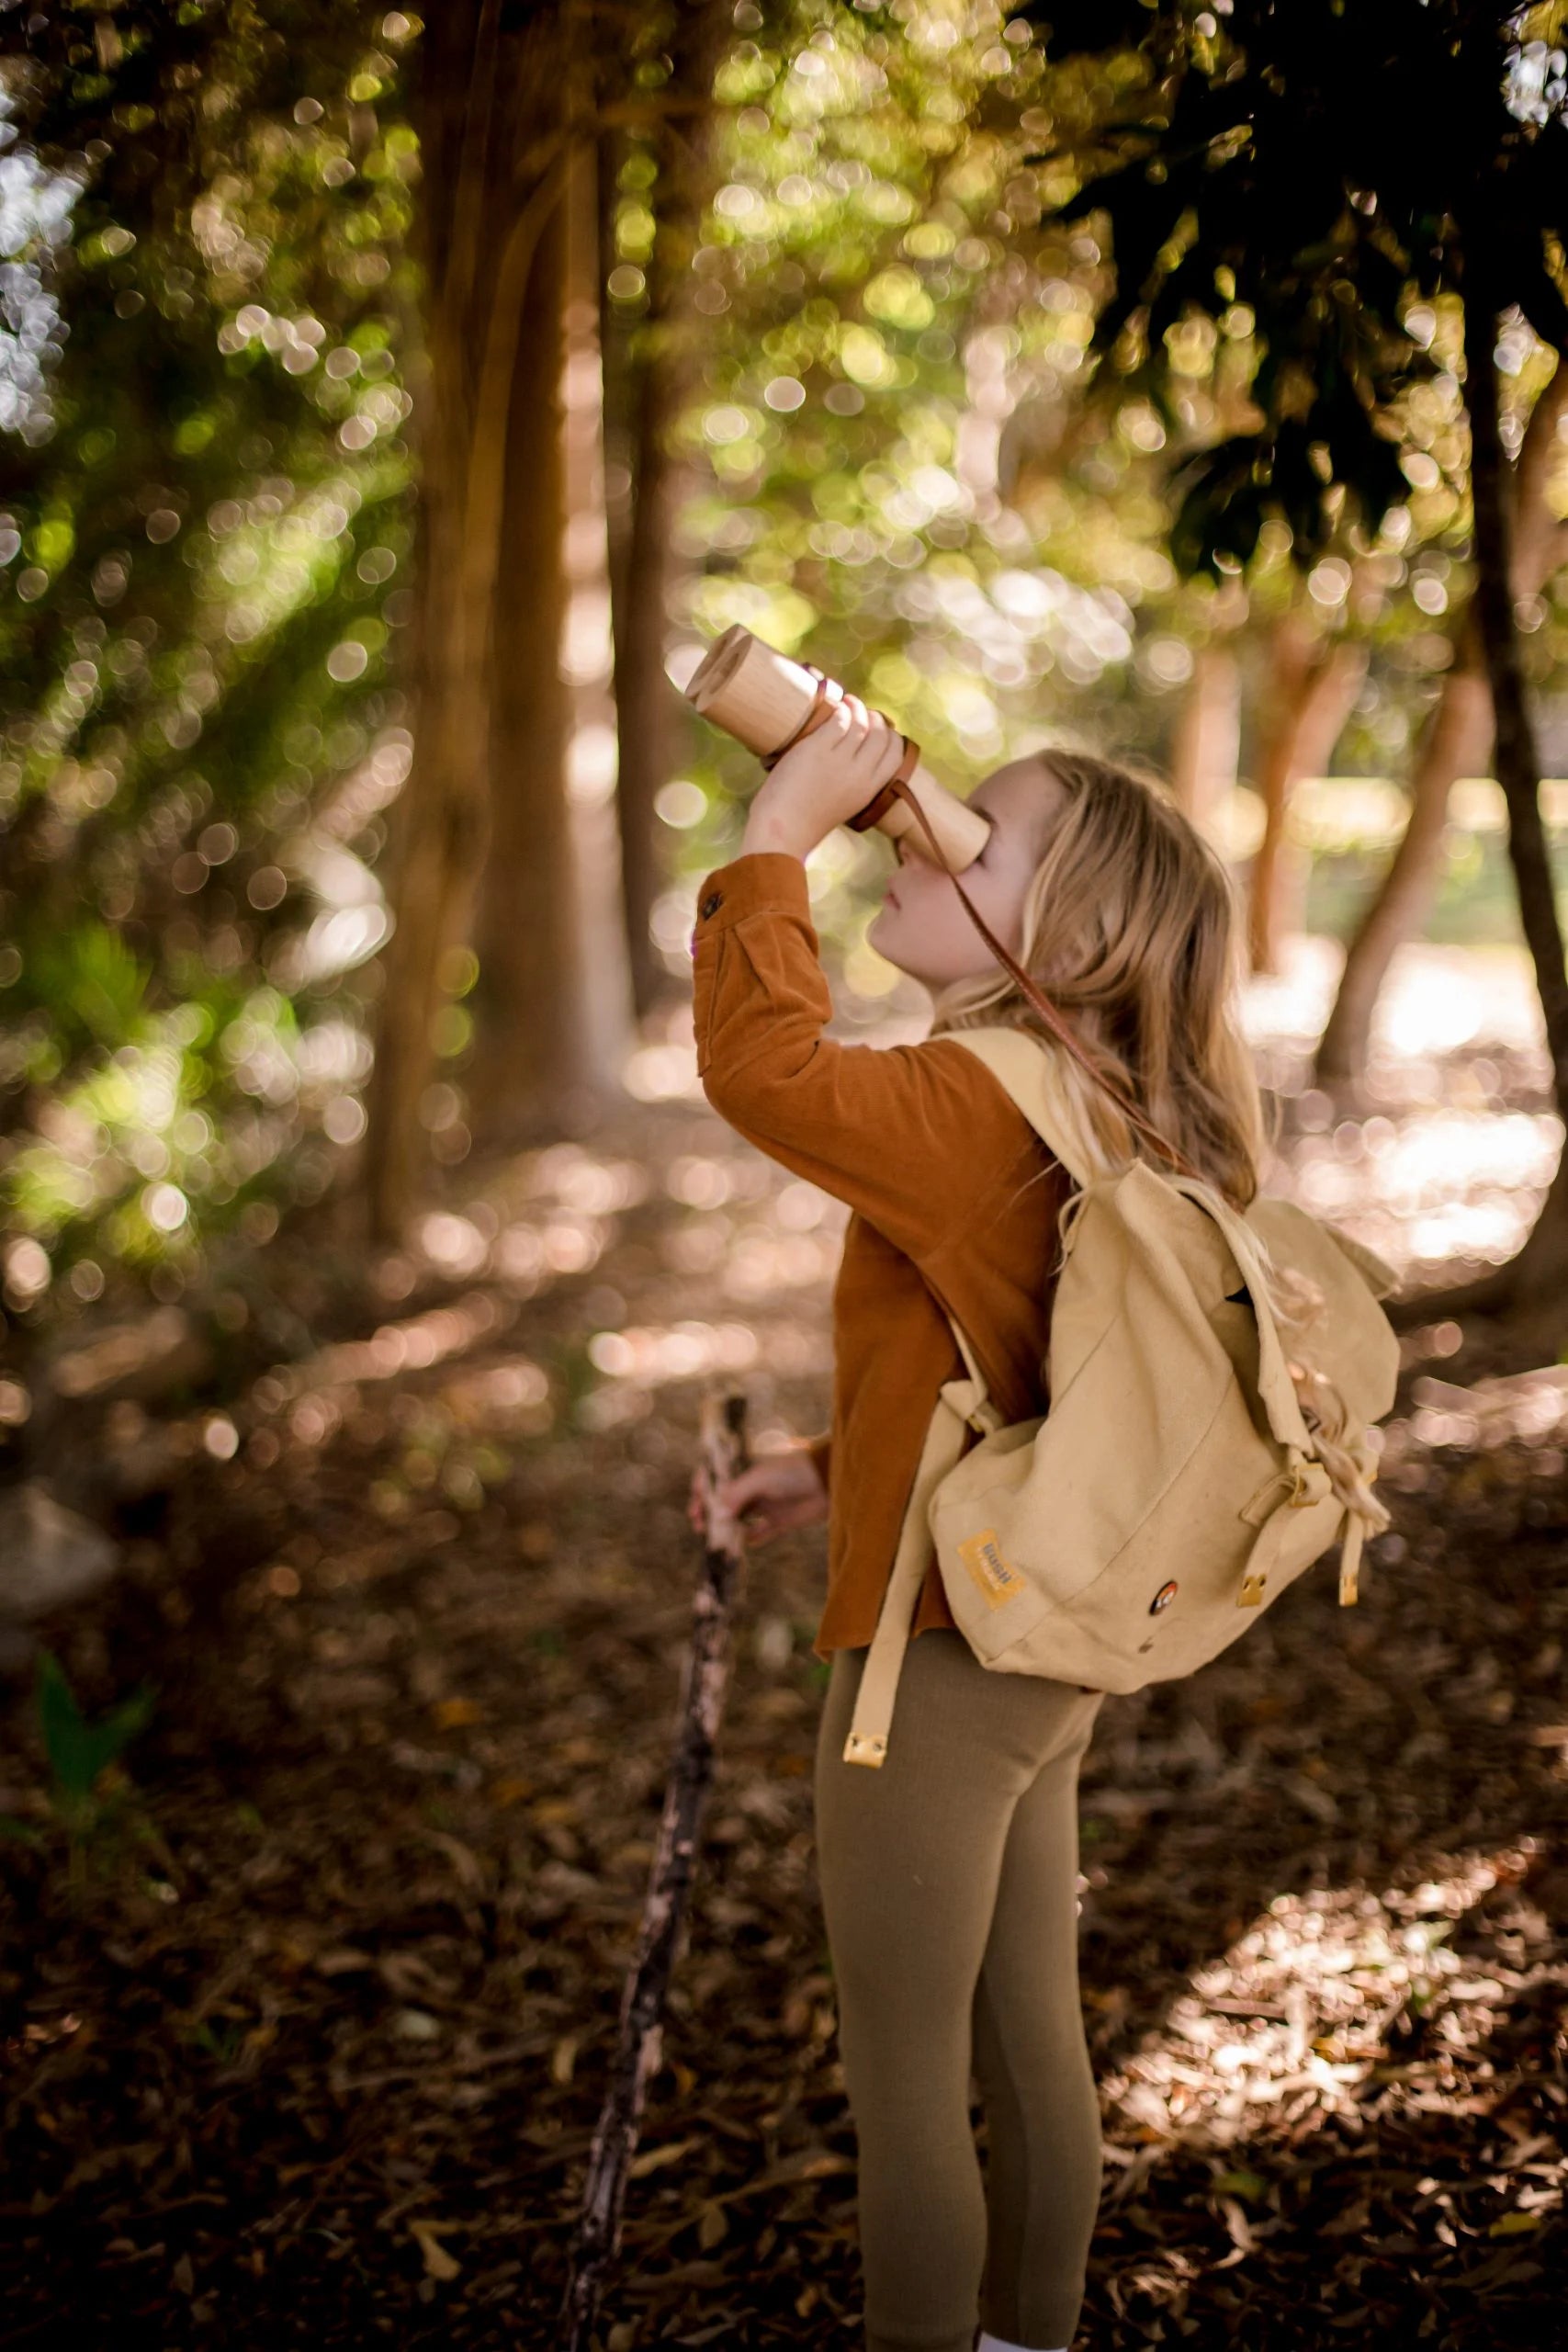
[928,746,1277,1211]
[925,746,1387,1549]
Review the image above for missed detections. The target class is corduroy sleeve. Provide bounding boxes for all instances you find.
[690,850,1043,1262]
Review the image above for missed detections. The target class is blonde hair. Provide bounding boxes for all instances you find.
[929,746,1278,1212]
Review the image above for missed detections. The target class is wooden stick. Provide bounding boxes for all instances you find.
[561,1384,750,2347]
[684,624,992,875]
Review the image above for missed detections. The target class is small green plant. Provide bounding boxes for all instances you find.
[33,1648,156,1884]
[186,2017,245,2067]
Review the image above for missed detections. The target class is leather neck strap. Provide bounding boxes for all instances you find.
[758,668,839,767]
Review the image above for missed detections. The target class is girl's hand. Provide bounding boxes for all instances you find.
[741,693,906,861]
[687,1442,829,1546]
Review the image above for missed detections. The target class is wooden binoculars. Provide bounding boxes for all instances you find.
[683,626,992,875]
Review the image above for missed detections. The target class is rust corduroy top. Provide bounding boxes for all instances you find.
[691,850,1076,1658]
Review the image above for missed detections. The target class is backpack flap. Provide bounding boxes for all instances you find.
[1165,1176,1318,1458]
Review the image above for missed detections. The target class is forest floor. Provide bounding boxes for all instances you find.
[2,966,1567,2351]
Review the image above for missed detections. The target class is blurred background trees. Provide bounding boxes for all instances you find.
[1,0,1567,1364]
[0,0,413,1317]
[1026,0,1568,1307]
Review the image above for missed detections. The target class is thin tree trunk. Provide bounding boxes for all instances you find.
[366,321,496,1235]
[613,288,684,1019]
[558,125,637,1091]
[468,179,580,1132]
[608,2,730,1019]
[599,126,634,640]
[470,132,633,1140]
[1248,616,1367,975]
[1404,307,1568,1324]
[1169,642,1240,842]
[1465,306,1568,1115]
[365,0,570,1236]
[1317,362,1568,1091]
[1315,661,1494,1090]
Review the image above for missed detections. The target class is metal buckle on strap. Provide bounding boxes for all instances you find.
[1240,1453,1321,1529]
[1285,1452,1319,1508]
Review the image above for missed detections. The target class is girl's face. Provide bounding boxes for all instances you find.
[866,757,1067,991]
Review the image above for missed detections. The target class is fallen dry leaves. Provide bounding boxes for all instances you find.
[0,1050,1564,2349]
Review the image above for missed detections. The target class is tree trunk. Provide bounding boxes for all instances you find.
[606,3,730,1020]
[470,132,634,1142]
[366,1,637,1224]
[467,178,581,1134]
[1403,308,1568,1325]
[599,125,635,663]
[612,269,686,1020]
[1467,309,1568,1096]
[1317,362,1568,1091]
[1247,615,1367,975]
[363,325,490,1235]
[556,129,637,1091]
[1168,641,1240,842]
[365,1,572,1236]
[1314,659,1494,1091]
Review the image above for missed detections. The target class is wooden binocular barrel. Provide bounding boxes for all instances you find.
[683,626,992,876]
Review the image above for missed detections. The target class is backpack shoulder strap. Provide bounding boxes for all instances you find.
[1163,1173,1317,1456]
[841,1325,1003,1769]
[942,1026,1093,1190]
[949,1035,1316,1439]
[952,1026,1319,1461]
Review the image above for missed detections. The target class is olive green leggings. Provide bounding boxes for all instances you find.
[815,1631,1105,2352]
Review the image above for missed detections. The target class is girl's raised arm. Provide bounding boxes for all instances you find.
[690,850,1042,1266]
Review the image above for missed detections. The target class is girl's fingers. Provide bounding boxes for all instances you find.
[841,697,897,763]
[871,724,906,784]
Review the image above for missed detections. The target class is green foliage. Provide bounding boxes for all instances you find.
[643,4,1568,999]
[639,0,1220,992]
[0,1,415,1299]
[28,1645,156,1884]
[35,1645,155,1815]
[1022,1,1568,576]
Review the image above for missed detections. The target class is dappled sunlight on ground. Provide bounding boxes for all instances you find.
[1101,1852,1535,2152]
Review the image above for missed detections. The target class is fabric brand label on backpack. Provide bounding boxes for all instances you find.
[957,1529,1025,1611]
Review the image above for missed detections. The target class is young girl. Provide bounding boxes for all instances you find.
[687,693,1269,2352]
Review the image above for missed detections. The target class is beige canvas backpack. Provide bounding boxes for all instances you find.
[841,1024,1404,1768]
